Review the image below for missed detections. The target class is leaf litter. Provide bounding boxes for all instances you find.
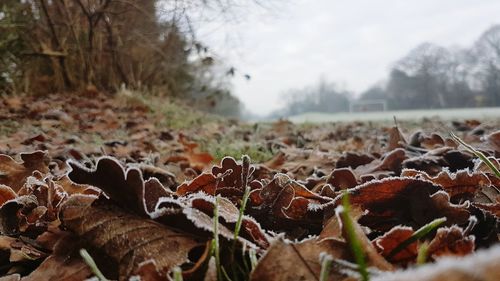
[0,93,499,280]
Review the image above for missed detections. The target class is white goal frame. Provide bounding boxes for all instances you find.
[349,99,387,112]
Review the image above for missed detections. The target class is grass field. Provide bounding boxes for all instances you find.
[289,107,500,123]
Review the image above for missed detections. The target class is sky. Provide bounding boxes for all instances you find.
[195,0,500,115]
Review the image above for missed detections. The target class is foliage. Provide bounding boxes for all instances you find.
[0,0,241,117]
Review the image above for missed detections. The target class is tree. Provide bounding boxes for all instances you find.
[0,0,245,117]
[471,25,500,106]
[272,79,351,117]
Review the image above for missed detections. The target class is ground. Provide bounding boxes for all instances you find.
[0,92,499,281]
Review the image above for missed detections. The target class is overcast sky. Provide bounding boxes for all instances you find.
[195,0,500,115]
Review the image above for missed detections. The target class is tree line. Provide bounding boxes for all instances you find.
[0,0,242,116]
[274,24,500,117]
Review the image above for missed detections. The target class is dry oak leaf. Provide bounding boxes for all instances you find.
[17,176,67,225]
[183,194,269,248]
[408,131,445,150]
[373,226,418,264]
[153,194,267,250]
[387,125,407,152]
[60,194,203,281]
[335,152,376,169]
[401,169,496,204]
[0,151,49,191]
[0,195,38,235]
[178,157,263,204]
[178,134,214,170]
[0,275,20,281]
[177,173,218,196]
[22,230,93,281]
[0,185,17,206]
[373,244,500,281]
[486,130,500,153]
[329,178,470,232]
[249,173,332,232]
[354,148,408,178]
[0,235,47,263]
[326,168,359,190]
[427,225,475,259]
[211,156,255,191]
[250,237,351,281]
[472,202,500,218]
[67,157,172,216]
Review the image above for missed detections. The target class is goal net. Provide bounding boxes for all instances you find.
[349,99,387,112]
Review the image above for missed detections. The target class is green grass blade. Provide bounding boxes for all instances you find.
[249,248,258,270]
[173,266,183,281]
[319,253,333,281]
[416,241,429,265]
[387,217,446,260]
[340,192,369,281]
[233,155,251,242]
[450,132,500,178]
[79,248,108,281]
[213,195,223,281]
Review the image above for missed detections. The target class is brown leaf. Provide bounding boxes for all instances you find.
[22,231,92,281]
[326,168,359,190]
[331,178,470,232]
[373,226,417,264]
[0,151,49,191]
[486,130,500,153]
[0,185,17,206]
[401,169,495,204]
[373,245,500,281]
[472,202,500,217]
[250,238,351,281]
[60,195,204,280]
[387,126,407,151]
[177,173,217,196]
[249,173,331,234]
[178,134,214,170]
[355,148,407,177]
[0,275,20,281]
[68,157,172,216]
[178,156,262,204]
[427,226,475,259]
[336,152,375,169]
[0,195,38,235]
[178,194,269,249]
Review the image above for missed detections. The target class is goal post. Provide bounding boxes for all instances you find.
[349,99,387,112]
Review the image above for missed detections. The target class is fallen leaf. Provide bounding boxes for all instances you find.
[0,151,49,191]
[60,195,204,280]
